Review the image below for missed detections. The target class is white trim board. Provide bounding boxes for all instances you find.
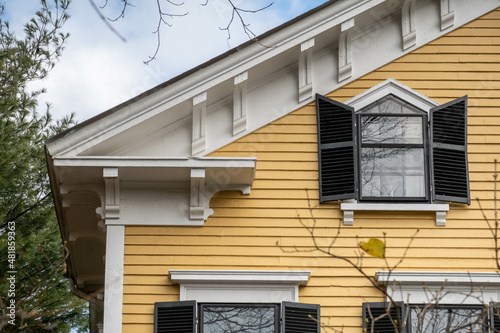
[169,270,311,303]
[376,271,500,304]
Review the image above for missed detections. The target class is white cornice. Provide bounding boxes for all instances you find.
[169,270,311,285]
[376,271,500,285]
[376,271,500,304]
[52,156,256,168]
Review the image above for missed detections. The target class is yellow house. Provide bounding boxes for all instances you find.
[45,0,500,332]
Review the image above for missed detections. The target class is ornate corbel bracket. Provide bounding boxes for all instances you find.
[338,18,354,83]
[192,92,207,155]
[402,0,417,50]
[440,0,454,30]
[298,38,315,103]
[233,72,248,136]
[103,168,120,221]
[190,168,213,221]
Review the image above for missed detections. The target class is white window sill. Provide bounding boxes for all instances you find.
[340,201,449,226]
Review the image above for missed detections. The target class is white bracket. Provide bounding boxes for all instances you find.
[298,38,315,103]
[103,168,120,221]
[233,72,248,136]
[192,92,207,155]
[440,0,454,30]
[190,168,213,221]
[402,0,417,50]
[338,18,354,83]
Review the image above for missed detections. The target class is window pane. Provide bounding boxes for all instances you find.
[202,305,276,333]
[410,306,486,333]
[361,148,425,198]
[361,116,423,144]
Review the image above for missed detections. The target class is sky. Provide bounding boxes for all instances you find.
[7,0,330,123]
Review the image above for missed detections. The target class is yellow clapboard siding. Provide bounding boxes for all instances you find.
[448,27,500,37]
[123,8,500,331]
[412,44,500,53]
[347,79,500,90]
[366,71,500,80]
[429,36,500,45]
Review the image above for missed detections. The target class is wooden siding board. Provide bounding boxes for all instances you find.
[122,8,500,331]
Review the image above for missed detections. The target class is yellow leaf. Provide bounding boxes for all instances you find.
[360,238,385,259]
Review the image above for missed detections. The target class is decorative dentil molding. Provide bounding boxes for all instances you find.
[233,72,248,136]
[402,0,417,50]
[298,38,315,103]
[338,18,354,82]
[441,0,455,30]
[192,92,207,155]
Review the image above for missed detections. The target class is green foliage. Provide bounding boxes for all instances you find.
[0,0,89,331]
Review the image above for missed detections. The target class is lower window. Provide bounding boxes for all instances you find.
[363,302,499,333]
[409,305,487,333]
[154,301,320,333]
[200,304,279,333]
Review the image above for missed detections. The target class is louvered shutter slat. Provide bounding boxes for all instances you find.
[363,302,405,333]
[430,96,470,204]
[316,94,357,202]
[155,301,196,333]
[282,302,320,333]
[492,303,500,333]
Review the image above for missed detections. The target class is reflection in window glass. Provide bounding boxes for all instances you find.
[410,306,485,333]
[202,305,277,333]
[361,116,423,144]
[361,148,425,198]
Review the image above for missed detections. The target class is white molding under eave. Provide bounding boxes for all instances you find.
[53,157,256,226]
[441,0,455,30]
[338,18,354,82]
[298,38,315,103]
[376,271,500,304]
[340,201,449,226]
[402,0,417,50]
[192,92,207,156]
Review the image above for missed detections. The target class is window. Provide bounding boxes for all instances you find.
[359,95,428,201]
[316,89,469,204]
[154,301,320,333]
[362,302,499,333]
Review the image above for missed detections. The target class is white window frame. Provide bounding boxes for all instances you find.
[340,78,450,226]
[169,270,310,303]
[376,271,500,305]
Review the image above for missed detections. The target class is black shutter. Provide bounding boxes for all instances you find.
[430,95,470,204]
[154,300,196,333]
[282,301,320,333]
[491,303,500,333]
[363,302,405,333]
[316,94,357,203]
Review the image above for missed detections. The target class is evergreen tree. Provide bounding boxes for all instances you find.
[0,0,88,331]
